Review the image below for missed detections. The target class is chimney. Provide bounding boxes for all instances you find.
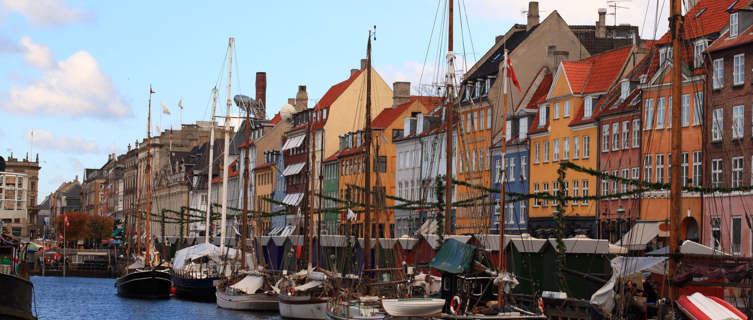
[288,98,296,106]
[360,59,368,70]
[296,85,308,110]
[527,2,539,31]
[553,50,569,67]
[255,72,267,119]
[350,68,360,77]
[596,8,607,38]
[392,82,411,108]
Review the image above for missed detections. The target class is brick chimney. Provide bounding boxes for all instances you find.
[360,59,368,70]
[350,68,360,77]
[596,8,607,38]
[255,72,267,119]
[392,82,411,108]
[288,98,296,106]
[296,85,308,110]
[527,2,539,31]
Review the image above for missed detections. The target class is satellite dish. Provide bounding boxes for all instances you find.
[234,95,255,112]
[0,156,5,171]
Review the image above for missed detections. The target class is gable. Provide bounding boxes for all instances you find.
[547,62,574,99]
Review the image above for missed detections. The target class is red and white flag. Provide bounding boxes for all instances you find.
[505,55,521,93]
[65,215,70,227]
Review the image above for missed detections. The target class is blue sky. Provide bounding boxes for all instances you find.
[0,0,668,198]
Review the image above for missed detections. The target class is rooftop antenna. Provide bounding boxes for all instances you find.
[607,0,630,26]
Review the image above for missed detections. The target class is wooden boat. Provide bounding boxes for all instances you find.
[0,272,36,320]
[216,286,278,311]
[279,293,328,320]
[326,297,388,320]
[115,268,171,299]
[171,271,220,302]
[676,292,747,320]
[381,298,445,318]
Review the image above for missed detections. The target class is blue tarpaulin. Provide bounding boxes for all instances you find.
[429,238,476,274]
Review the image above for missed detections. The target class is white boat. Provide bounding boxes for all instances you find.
[216,286,278,311]
[279,293,327,320]
[381,298,445,318]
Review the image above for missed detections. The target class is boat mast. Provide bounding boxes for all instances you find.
[364,29,373,279]
[444,0,455,236]
[206,87,218,244]
[668,0,682,301]
[307,107,314,272]
[497,49,509,308]
[145,85,154,266]
[220,37,234,254]
[241,92,250,270]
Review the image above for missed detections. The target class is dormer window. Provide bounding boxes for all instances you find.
[730,12,739,38]
[484,78,491,96]
[584,97,593,119]
[620,80,629,100]
[474,81,481,99]
[323,108,328,120]
[659,47,673,67]
[694,39,708,68]
[464,85,471,101]
[639,74,647,84]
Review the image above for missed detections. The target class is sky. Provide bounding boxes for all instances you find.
[0,0,672,199]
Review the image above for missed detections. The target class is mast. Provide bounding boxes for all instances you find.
[444,0,455,235]
[364,29,373,278]
[307,109,314,271]
[241,92,250,270]
[220,37,234,254]
[498,49,509,308]
[206,87,217,244]
[668,0,682,301]
[145,85,154,266]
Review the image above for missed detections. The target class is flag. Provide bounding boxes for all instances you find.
[505,55,521,93]
[162,103,170,115]
[65,215,70,227]
[150,85,155,94]
[169,128,173,141]
[178,99,183,110]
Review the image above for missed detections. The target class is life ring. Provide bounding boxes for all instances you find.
[449,295,462,315]
[287,286,295,296]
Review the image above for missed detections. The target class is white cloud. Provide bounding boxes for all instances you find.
[24,128,100,154]
[379,56,474,96]
[2,37,132,118]
[19,36,53,68]
[1,0,94,26]
[470,0,670,40]
[106,143,123,155]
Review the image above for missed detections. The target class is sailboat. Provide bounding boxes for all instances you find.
[0,234,36,320]
[115,85,172,299]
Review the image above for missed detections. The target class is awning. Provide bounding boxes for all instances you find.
[616,221,662,251]
[282,162,306,176]
[282,193,304,206]
[281,135,305,151]
[429,238,476,274]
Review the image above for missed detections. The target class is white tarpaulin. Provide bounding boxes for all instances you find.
[230,275,265,294]
[590,256,667,313]
[616,221,662,250]
[294,280,322,292]
[173,242,255,271]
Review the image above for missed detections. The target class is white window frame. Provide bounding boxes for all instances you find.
[730,12,740,38]
[534,142,540,164]
[602,124,610,152]
[644,154,653,183]
[733,105,744,139]
[694,39,707,68]
[656,154,665,183]
[563,137,570,160]
[612,122,620,151]
[734,54,745,85]
[542,183,549,207]
[533,183,540,207]
[622,121,629,150]
[521,156,527,181]
[682,152,689,186]
[712,158,723,188]
[713,58,724,89]
[601,172,609,197]
[564,100,570,117]
[582,180,589,205]
[505,120,512,142]
[554,103,560,120]
[656,97,666,129]
[572,180,579,206]
[573,136,580,160]
[693,92,703,125]
[583,136,590,159]
[681,94,690,127]
[645,99,655,129]
[693,151,702,187]
[538,105,547,128]
[509,156,516,182]
[632,119,640,147]
[621,168,629,198]
[544,141,550,163]
[620,80,629,100]
[584,96,593,119]
[712,108,723,141]
[732,157,743,188]
[553,139,560,162]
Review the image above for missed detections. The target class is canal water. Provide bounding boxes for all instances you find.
[31,276,282,320]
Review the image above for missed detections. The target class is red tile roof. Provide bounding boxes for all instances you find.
[708,23,753,52]
[524,73,553,111]
[211,160,239,184]
[269,113,281,124]
[528,108,549,135]
[371,96,442,129]
[657,0,744,44]
[562,46,633,95]
[314,70,363,111]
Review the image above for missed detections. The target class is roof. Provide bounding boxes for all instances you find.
[528,106,549,135]
[314,70,363,111]
[708,23,753,52]
[519,67,553,112]
[464,24,535,82]
[657,0,745,44]
[569,24,639,55]
[371,96,442,129]
[269,113,281,125]
[561,46,633,95]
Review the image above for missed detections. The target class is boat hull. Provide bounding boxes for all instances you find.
[381,298,445,318]
[115,270,171,299]
[279,294,327,320]
[0,273,36,320]
[216,288,279,311]
[171,273,219,302]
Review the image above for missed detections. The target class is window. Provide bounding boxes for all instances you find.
[534,142,540,164]
[572,180,579,206]
[552,181,559,206]
[519,117,528,140]
[583,136,590,158]
[542,183,549,207]
[563,181,569,206]
[553,139,559,162]
[732,216,742,255]
[602,172,609,197]
[681,94,690,126]
[732,157,743,188]
[564,101,570,117]
[713,58,724,89]
[582,180,589,205]
[621,168,629,197]
[473,111,479,130]
[602,124,610,152]
[554,103,560,119]
[563,137,570,160]
[521,156,527,180]
[631,167,640,194]
[612,123,620,151]
[505,120,512,141]
[538,105,547,128]
[694,39,707,68]
[645,99,654,129]
[544,141,549,162]
[509,157,516,182]
[734,54,745,85]
[495,159,503,184]
[486,108,492,129]
[573,136,580,159]
[466,113,471,133]
[632,119,640,147]
[682,152,689,186]
[520,202,527,224]
[712,108,723,141]
[656,154,665,183]
[620,80,629,100]
[622,121,629,150]
[712,159,723,187]
[731,12,739,38]
[533,183,540,207]
[656,97,666,129]
[644,154,653,183]
[667,153,671,185]
[584,97,593,119]
[733,105,744,139]
[667,96,672,128]
[693,151,702,187]
[711,216,721,250]
[472,150,477,172]
[693,92,703,125]
[611,170,618,199]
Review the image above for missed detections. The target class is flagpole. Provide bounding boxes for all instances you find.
[497,48,509,309]
[63,218,66,278]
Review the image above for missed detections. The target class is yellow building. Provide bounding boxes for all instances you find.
[528,46,637,237]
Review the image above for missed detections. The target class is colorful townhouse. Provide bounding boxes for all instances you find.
[635,0,734,249]
[703,1,753,256]
[280,108,313,229]
[528,46,637,238]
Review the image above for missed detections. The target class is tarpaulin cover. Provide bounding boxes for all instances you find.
[429,239,476,274]
[590,256,667,313]
[230,275,264,294]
